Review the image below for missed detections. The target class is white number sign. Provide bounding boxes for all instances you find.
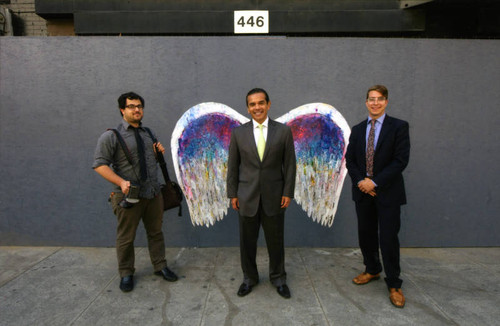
[234,11,269,34]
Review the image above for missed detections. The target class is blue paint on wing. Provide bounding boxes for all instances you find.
[178,113,241,166]
[287,113,345,165]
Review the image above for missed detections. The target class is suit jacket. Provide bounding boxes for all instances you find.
[345,115,410,206]
[227,119,296,217]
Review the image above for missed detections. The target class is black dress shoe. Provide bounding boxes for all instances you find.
[277,284,291,299]
[237,283,253,297]
[154,267,178,282]
[119,275,134,292]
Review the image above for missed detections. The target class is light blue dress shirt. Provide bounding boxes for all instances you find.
[364,113,386,186]
[365,113,386,151]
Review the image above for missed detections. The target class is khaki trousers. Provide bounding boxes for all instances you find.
[111,192,167,277]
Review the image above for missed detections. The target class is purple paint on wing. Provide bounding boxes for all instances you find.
[178,113,241,164]
[287,113,345,162]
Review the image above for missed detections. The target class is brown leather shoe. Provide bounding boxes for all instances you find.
[389,288,405,308]
[352,272,380,285]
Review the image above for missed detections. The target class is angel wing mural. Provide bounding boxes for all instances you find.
[277,103,350,226]
[171,102,350,227]
[171,103,248,227]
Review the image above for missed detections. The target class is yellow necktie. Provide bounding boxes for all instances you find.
[257,124,265,161]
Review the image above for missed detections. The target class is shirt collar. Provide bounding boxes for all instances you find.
[253,117,269,128]
[367,113,386,125]
[121,119,143,130]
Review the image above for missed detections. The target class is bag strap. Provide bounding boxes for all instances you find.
[108,129,133,165]
[143,127,172,182]
[144,127,183,216]
[109,128,181,215]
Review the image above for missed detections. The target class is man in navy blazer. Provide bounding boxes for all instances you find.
[227,88,296,299]
[345,85,410,308]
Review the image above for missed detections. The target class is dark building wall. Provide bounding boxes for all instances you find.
[34,0,500,38]
[1,37,499,247]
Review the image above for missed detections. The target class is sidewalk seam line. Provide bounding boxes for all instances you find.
[404,269,460,326]
[67,248,140,325]
[0,247,63,288]
[298,248,332,326]
[198,248,217,326]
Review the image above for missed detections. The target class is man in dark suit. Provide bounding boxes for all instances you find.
[227,88,296,299]
[345,85,410,308]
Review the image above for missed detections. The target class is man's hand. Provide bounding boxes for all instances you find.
[231,198,239,211]
[154,142,166,154]
[120,180,131,195]
[358,178,377,197]
[281,196,291,208]
[94,165,130,194]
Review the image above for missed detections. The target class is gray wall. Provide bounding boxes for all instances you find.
[1,37,499,247]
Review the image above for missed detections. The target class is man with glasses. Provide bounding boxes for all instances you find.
[93,91,178,292]
[345,85,410,308]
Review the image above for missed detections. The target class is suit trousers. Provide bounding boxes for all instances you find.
[355,195,403,289]
[111,192,167,277]
[239,200,286,287]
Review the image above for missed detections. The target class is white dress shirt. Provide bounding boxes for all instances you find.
[252,117,269,146]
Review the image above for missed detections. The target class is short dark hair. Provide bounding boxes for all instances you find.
[366,85,388,100]
[246,88,270,106]
[118,92,145,116]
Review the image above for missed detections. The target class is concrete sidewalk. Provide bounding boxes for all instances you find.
[0,247,499,326]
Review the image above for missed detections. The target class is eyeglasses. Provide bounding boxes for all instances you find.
[367,97,386,103]
[125,104,144,110]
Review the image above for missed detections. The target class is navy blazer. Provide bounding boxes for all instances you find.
[227,119,296,217]
[345,115,410,206]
